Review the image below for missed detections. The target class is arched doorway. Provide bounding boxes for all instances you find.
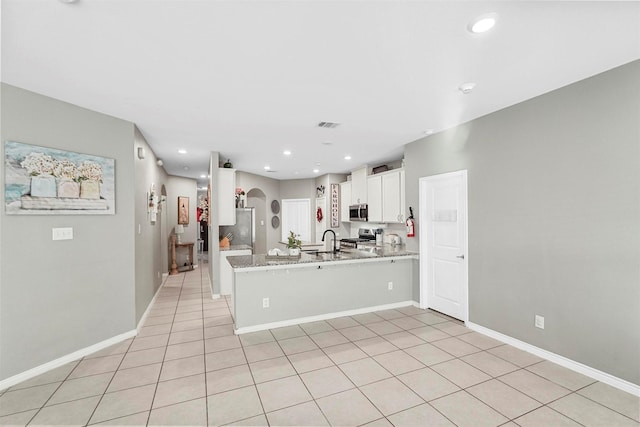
[246,188,267,254]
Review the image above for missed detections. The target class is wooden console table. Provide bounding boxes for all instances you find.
[170,235,194,275]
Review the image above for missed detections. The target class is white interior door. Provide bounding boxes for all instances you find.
[419,170,468,321]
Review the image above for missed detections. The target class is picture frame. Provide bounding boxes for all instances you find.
[4,140,116,215]
[178,196,189,225]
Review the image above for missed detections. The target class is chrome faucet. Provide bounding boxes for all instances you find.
[322,229,338,253]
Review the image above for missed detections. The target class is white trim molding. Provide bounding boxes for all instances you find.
[467,322,640,397]
[235,301,417,335]
[0,330,136,392]
[136,275,168,333]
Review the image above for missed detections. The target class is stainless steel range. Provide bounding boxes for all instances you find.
[340,227,377,249]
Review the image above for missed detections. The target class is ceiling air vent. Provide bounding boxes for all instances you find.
[317,121,340,129]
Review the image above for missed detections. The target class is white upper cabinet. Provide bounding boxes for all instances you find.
[351,167,368,204]
[218,168,236,225]
[339,181,351,222]
[367,175,382,222]
[382,169,404,223]
[366,168,405,224]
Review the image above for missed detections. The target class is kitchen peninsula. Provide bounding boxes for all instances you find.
[227,247,418,333]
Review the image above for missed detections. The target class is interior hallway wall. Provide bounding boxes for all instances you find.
[133,127,169,323]
[236,171,280,251]
[0,84,136,381]
[404,60,640,385]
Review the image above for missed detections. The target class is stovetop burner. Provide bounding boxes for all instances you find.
[340,237,373,243]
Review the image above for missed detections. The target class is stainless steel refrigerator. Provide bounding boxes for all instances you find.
[219,208,254,249]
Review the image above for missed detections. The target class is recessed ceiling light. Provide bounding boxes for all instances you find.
[183,166,189,171]
[313,169,320,173]
[177,149,187,154]
[468,13,498,34]
[423,129,434,135]
[283,150,292,156]
[321,141,333,146]
[200,174,206,178]
[458,82,476,94]
[344,155,352,160]
[264,166,271,171]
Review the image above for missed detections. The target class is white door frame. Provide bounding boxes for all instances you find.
[418,170,469,323]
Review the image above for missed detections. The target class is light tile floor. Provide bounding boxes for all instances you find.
[1,265,638,426]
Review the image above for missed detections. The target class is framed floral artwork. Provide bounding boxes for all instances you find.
[4,141,115,215]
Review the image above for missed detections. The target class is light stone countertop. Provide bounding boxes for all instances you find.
[220,244,253,252]
[227,245,418,270]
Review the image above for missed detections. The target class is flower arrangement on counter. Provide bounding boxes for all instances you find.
[286,231,302,249]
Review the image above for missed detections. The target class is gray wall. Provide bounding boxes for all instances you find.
[235,258,414,329]
[0,84,136,380]
[165,175,198,271]
[316,173,350,249]
[133,127,169,323]
[209,152,220,295]
[236,171,281,250]
[404,61,640,385]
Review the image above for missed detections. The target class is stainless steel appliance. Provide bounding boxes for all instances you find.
[340,227,376,249]
[219,208,255,248]
[349,204,368,221]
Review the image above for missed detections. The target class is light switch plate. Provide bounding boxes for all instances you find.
[535,315,545,329]
[52,227,73,240]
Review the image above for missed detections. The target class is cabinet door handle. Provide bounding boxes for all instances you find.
[456,255,465,260]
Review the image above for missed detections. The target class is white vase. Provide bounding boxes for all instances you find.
[288,248,300,256]
[57,178,80,198]
[30,175,57,198]
[80,179,100,199]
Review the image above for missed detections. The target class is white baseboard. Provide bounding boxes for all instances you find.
[211,293,221,299]
[234,300,416,335]
[466,321,640,397]
[1,277,171,392]
[0,330,136,392]
[136,275,167,333]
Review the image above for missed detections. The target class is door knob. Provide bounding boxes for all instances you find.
[456,255,465,259]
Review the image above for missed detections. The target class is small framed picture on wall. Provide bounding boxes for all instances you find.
[178,196,189,225]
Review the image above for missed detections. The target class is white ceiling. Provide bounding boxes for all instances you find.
[2,1,639,187]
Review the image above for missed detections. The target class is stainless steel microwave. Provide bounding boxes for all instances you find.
[349,204,368,221]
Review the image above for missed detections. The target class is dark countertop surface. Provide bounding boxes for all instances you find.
[227,245,417,269]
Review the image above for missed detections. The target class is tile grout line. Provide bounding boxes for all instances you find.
[143,270,185,426]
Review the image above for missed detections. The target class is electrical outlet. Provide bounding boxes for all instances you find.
[262,297,270,308]
[535,315,545,329]
[388,281,393,290]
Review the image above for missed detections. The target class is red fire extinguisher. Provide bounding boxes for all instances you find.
[406,207,415,238]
